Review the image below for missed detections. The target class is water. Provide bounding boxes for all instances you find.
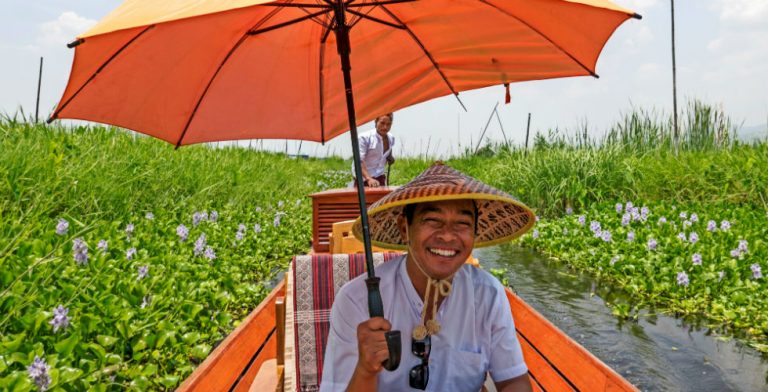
[477,244,768,392]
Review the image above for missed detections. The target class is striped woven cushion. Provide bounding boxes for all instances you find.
[291,253,401,392]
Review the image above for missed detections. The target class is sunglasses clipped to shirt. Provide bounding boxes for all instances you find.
[409,334,431,389]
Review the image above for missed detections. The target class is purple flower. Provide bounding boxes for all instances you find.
[296,199,302,207]
[690,213,699,223]
[707,220,717,232]
[647,238,658,251]
[235,231,244,241]
[676,271,689,286]
[194,234,207,256]
[126,247,137,260]
[720,220,731,231]
[72,238,88,266]
[141,295,151,309]
[210,211,219,223]
[689,232,699,244]
[627,231,635,242]
[621,213,631,226]
[278,200,285,208]
[565,207,574,215]
[692,253,702,266]
[679,212,688,220]
[590,221,601,233]
[97,239,108,253]
[145,212,155,220]
[27,356,51,391]
[204,246,216,260]
[253,223,262,234]
[640,206,650,218]
[610,256,619,265]
[273,213,283,228]
[601,230,612,242]
[658,217,667,225]
[683,220,692,228]
[677,232,687,241]
[730,249,740,258]
[625,201,634,210]
[751,264,762,279]
[125,223,135,239]
[49,304,70,333]
[255,207,262,213]
[137,265,149,280]
[578,215,586,226]
[615,203,623,213]
[718,271,726,281]
[738,239,748,253]
[532,229,540,239]
[176,224,189,241]
[55,219,69,236]
[192,211,207,227]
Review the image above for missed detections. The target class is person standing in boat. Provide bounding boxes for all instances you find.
[351,113,395,187]
[322,162,535,391]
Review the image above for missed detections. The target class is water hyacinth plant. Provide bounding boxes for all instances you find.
[522,200,768,352]
[0,119,350,390]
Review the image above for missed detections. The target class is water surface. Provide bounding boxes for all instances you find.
[477,244,768,392]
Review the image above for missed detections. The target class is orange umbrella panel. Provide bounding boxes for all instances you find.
[52,0,639,146]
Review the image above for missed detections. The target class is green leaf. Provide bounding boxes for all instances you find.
[54,333,80,358]
[96,335,118,348]
[58,367,83,385]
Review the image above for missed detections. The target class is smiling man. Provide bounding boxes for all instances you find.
[321,163,536,391]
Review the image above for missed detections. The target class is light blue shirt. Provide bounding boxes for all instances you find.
[320,255,528,391]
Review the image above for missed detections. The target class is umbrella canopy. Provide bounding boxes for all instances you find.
[51,0,638,146]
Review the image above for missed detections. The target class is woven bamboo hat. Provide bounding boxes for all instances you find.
[352,162,535,250]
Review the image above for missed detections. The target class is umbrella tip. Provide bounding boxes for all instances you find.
[67,38,85,49]
[631,13,643,20]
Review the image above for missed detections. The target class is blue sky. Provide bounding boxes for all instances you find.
[1,0,766,157]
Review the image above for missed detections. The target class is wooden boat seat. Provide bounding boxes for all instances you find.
[283,252,401,391]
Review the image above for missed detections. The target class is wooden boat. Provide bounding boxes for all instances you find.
[177,188,638,392]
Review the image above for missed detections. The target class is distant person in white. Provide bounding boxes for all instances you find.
[351,113,394,187]
[322,163,534,392]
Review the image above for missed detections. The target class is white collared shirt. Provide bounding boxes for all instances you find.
[320,255,528,391]
[351,129,394,178]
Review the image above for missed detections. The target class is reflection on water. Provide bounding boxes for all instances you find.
[477,244,768,392]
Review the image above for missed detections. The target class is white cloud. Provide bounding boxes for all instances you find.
[624,25,654,48]
[715,0,768,24]
[625,0,660,12]
[37,11,96,47]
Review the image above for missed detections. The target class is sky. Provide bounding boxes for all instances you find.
[1,0,766,158]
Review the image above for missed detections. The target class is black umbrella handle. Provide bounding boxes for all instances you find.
[366,277,401,371]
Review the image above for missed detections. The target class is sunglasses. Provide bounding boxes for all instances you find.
[409,334,431,390]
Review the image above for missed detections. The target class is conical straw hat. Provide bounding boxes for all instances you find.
[352,162,535,250]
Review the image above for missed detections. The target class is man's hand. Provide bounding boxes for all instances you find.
[355,317,392,376]
[365,177,381,187]
[346,317,392,391]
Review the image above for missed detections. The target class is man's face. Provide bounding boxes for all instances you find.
[398,200,476,279]
[375,115,393,136]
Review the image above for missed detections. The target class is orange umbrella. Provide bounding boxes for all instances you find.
[50,0,639,372]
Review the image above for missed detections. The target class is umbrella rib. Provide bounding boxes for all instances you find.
[47,25,155,123]
[175,6,288,147]
[347,9,405,29]
[248,9,332,35]
[319,23,334,144]
[478,0,598,78]
[379,5,467,111]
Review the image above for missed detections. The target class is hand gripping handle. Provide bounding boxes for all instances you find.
[366,277,401,371]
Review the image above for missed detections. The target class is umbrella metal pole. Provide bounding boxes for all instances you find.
[333,0,401,371]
